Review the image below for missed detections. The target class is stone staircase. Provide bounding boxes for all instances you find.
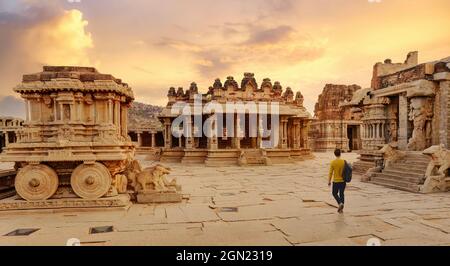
[239,149,270,166]
[370,152,430,192]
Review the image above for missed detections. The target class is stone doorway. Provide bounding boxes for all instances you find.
[347,125,360,151]
[141,132,152,147]
[155,132,165,147]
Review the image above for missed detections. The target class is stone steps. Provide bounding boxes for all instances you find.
[368,151,430,193]
[383,166,425,177]
[240,149,268,166]
[399,160,430,166]
[392,160,429,168]
[371,178,420,193]
[372,172,423,183]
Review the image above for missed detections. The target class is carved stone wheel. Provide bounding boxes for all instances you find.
[15,164,59,201]
[70,163,112,199]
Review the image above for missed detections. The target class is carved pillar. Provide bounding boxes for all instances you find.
[302,121,309,149]
[398,93,408,149]
[69,104,74,122]
[280,119,288,149]
[293,120,300,149]
[4,131,9,146]
[235,114,241,149]
[120,105,128,138]
[440,81,450,148]
[209,114,218,150]
[164,120,172,149]
[25,99,29,121]
[137,132,142,147]
[257,114,262,149]
[185,116,194,149]
[151,133,156,148]
[108,99,113,124]
[77,100,82,122]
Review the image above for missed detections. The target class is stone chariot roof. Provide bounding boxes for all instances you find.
[14,66,134,100]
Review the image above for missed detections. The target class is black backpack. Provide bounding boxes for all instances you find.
[343,160,352,183]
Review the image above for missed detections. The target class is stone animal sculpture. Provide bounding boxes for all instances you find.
[135,164,177,192]
[123,159,143,189]
[379,142,406,168]
[237,151,247,166]
[421,145,450,193]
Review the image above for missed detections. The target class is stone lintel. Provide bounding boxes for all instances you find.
[372,79,436,98]
[433,72,450,81]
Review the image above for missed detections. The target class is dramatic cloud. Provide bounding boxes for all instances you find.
[0,0,449,114]
[244,25,294,45]
[0,0,93,117]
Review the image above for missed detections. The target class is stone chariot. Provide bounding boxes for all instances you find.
[0,66,135,201]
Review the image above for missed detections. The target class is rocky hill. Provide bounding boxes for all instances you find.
[128,102,163,130]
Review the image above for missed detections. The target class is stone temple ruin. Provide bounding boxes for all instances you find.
[1,51,450,213]
[158,73,313,166]
[0,117,24,153]
[344,52,450,193]
[0,66,182,210]
[309,84,363,152]
[128,102,165,154]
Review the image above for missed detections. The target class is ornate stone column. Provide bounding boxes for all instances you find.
[257,115,262,149]
[282,119,288,149]
[293,120,300,149]
[398,93,408,149]
[184,116,194,149]
[137,131,143,147]
[208,114,218,150]
[4,131,9,146]
[234,114,241,149]
[164,119,172,149]
[407,97,433,151]
[151,133,156,148]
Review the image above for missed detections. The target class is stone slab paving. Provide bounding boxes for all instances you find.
[0,152,450,246]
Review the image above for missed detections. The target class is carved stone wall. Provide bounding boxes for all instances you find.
[159,73,313,165]
[310,84,362,152]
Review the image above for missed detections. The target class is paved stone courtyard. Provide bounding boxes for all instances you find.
[1,152,450,246]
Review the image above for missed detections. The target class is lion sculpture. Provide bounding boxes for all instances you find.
[421,145,450,192]
[379,142,406,168]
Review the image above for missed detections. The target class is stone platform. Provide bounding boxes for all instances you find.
[137,191,183,203]
[2,153,450,246]
[0,194,131,212]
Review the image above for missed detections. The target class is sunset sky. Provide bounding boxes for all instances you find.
[0,0,449,117]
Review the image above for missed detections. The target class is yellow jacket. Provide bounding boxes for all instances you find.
[329,158,345,183]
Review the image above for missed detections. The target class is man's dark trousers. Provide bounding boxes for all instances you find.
[332,182,346,204]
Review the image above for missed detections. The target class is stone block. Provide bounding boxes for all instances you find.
[137,191,182,203]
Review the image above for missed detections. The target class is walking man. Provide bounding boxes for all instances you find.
[328,149,346,213]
